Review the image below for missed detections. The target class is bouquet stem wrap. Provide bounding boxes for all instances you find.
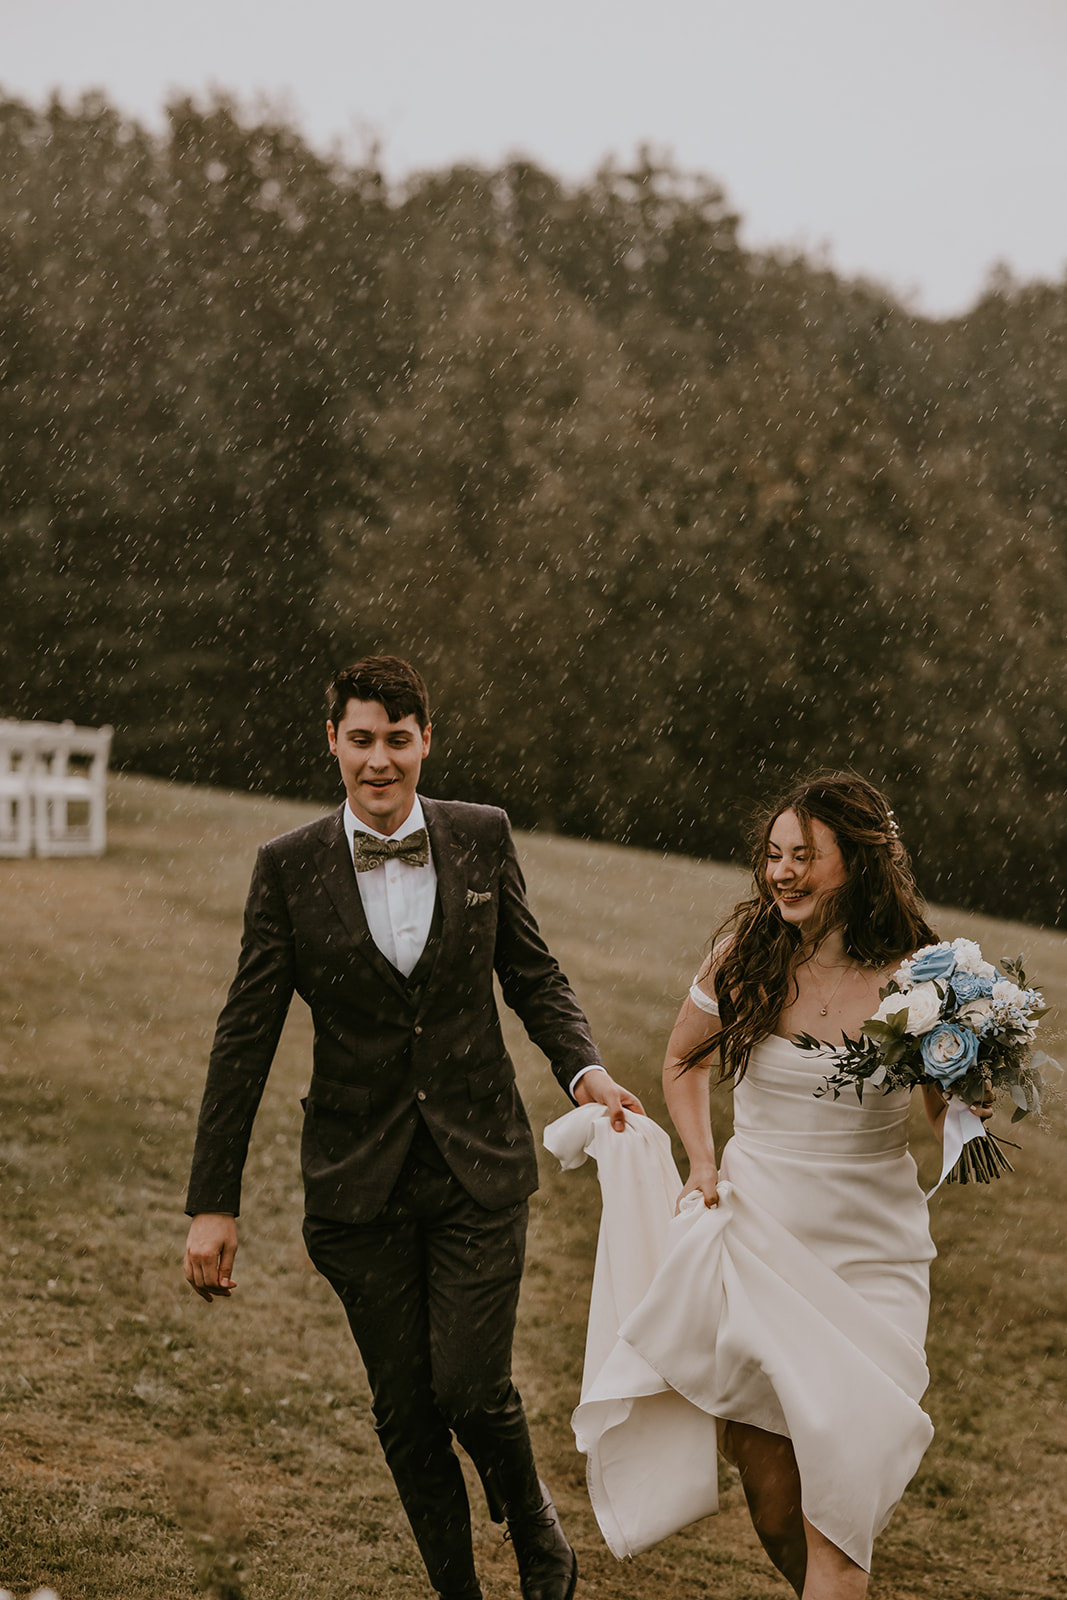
[928,1099,1011,1195]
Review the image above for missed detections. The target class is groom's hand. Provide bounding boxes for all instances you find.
[184,1213,238,1302]
[574,1068,646,1131]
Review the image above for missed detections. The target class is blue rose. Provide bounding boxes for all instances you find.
[920,1022,980,1085]
[950,972,993,1005]
[910,946,958,982]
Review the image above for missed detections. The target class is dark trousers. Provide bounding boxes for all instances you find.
[303,1127,543,1596]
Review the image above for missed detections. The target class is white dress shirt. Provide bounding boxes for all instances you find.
[343,796,437,978]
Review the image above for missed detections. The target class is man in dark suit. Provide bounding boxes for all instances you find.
[184,655,643,1600]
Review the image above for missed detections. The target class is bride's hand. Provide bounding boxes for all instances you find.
[970,1082,996,1122]
[677,1166,719,1211]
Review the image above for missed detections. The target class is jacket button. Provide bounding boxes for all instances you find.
[416,1090,427,1102]
[414,1025,423,1035]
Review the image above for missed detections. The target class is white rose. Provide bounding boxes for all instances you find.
[873,992,909,1024]
[992,980,1025,1007]
[950,939,997,979]
[879,980,942,1034]
[957,998,993,1029]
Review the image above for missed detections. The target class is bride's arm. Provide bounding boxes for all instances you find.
[921,1084,948,1141]
[921,1081,994,1141]
[662,981,722,1209]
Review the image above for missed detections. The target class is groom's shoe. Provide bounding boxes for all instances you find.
[506,1480,578,1600]
[436,1588,482,1600]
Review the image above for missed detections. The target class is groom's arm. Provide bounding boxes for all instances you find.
[186,843,297,1218]
[492,813,644,1127]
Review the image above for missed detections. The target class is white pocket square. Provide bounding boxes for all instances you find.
[465,889,492,908]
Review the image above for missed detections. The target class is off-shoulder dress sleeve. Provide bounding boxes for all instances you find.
[688,976,720,1016]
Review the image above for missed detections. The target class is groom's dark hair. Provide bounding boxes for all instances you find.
[327,656,431,730]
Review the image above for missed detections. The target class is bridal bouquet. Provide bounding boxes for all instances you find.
[797,938,1052,1187]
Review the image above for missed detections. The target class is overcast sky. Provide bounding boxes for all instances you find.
[4,0,1066,315]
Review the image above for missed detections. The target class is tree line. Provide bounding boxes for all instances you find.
[1,90,1065,925]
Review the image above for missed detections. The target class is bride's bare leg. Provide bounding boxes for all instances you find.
[725,1422,806,1598]
[801,1516,868,1600]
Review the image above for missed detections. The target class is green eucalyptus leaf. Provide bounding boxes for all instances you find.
[865,1014,909,1043]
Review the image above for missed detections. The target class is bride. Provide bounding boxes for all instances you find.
[660,772,989,1599]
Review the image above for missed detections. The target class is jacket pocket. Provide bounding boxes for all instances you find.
[467,1065,510,1101]
[306,1076,375,1116]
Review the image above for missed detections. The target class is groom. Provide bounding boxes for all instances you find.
[184,655,642,1600]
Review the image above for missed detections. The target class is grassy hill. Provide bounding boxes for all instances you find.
[1,775,1065,1599]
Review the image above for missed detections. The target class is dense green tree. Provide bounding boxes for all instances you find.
[1,90,1065,923]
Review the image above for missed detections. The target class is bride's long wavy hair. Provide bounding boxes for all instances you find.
[686,772,937,1085]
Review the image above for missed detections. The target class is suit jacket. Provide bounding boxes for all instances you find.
[186,797,602,1222]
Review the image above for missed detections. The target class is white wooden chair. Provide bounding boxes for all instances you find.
[0,720,113,857]
[0,722,35,856]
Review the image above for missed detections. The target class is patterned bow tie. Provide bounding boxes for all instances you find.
[352,827,430,873]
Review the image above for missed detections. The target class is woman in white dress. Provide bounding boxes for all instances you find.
[663,774,989,1600]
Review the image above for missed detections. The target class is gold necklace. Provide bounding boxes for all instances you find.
[806,959,854,1017]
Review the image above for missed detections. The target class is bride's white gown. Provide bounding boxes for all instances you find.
[545,1034,936,1573]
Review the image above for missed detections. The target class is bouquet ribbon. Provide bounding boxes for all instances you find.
[927,1096,985,1197]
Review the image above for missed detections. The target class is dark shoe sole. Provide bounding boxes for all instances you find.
[519,1549,577,1600]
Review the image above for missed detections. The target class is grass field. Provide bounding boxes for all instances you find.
[2,775,1066,1600]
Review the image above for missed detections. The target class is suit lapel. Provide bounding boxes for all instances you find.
[422,798,475,998]
[312,807,409,999]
